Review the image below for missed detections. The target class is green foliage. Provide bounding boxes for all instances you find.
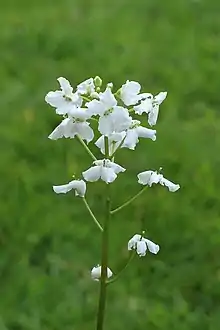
[1,0,220,329]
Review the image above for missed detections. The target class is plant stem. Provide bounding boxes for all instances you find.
[96,137,110,330]
[107,252,135,285]
[82,198,103,232]
[96,184,111,330]
[76,135,97,161]
[110,186,147,215]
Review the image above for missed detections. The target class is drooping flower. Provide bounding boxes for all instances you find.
[95,132,126,156]
[134,92,167,126]
[122,120,156,150]
[45,77,82,115]
[128,234,159,257]
[137,170,180,192]
[77,78,95,95]
[53,179,86,197]
[91,265,113,281]
[48,108,94,143]
[120,80,143,106]
[82,159,126,184]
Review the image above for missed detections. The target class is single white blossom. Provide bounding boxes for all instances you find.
[95,132,126,156]
[48,116,94,143]
[45,77,82,115]
[137,170,180,192]
[82,159,125,184]
[128,234,159,257]
[122,120,156,150]
[53,179,86,197]
[77,78,95,95]
[120,80,142,106]
[91,265,113,281]
[134,92,167,126]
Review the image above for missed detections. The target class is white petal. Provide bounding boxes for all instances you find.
[136,240,147,257]
[48,118,73,140]
[148,104,159,126]
[122,129,139,150]
[82,166,101,182]
[136,126,156,141]
[53,179,86,197]
[159,176,180,192]
[154,91,167,105]
[137,170,162,186]
[120,80,141,106]
[68,107,91,120]
[86,99,106,116]
[134,98,153,115]
[107,160,125,174]
[144,238,160,254]
[73,122,94,143]
[101,167,117,183]
[98,115,114,135]
[57,77,73,96]
[128,234,141,250]
[99,87,117,108]
[110,106,132,133]
[77,78,95,95]
[45,91,66,109]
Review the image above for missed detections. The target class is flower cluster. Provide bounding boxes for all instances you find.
[46,76,180,278]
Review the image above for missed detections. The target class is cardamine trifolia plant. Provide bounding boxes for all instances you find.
[45,76,180,330]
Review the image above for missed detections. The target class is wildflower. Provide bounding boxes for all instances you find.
[134,92,167,126]
[53,179,86,197]
[82,159,125,184]
[137,170,180,192]
[122,120,156,150]
[128,234,159,257]
[91,265,113,281]
[48,108,94,143]
[45,77,82,115]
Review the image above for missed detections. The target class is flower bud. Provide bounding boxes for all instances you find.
[94,76,102,88]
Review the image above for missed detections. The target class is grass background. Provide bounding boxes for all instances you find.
[1,0,220,329]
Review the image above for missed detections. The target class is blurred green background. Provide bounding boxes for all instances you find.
[1,0,220,329]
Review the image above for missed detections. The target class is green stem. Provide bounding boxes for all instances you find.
[96,184,111,330]
[107,252,135,285]
[96,137,110,330]
[82,198,103,232]
[110,134,127,159]
[111,186,147,215]
[76,135,97,161]
[82,95,91,102]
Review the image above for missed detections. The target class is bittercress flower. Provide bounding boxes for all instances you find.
[53,179,86,197]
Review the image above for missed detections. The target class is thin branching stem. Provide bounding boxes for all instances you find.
[82,198,103,232]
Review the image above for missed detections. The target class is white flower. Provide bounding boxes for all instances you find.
[77,78,95,95]
[86,87,117,116]
[48,116,94,143]
[98,106,132,136]
[137,170,180,192]
[82,159,125,184]
[128,234,159,257]
[91,265,113,281]
[134,92,167,126]
[95,132,126,156]
[120,80,142,106]
[45,77,82,115]
[53,179,86,197]
[122,120,156,150]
